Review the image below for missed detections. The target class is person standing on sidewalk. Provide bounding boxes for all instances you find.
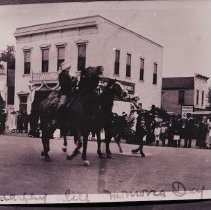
[167,118,174,147]
[160,122,168,146]
[184,113,195,148]
[154,123,161,146]
[197,116,208,149]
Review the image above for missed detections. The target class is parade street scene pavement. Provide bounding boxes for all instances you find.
[0,134,210,197]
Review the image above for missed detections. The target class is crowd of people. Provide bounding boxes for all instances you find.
[121,107,211,149]
[0,103,211,148]
[1,104,211,150]
[0,110,31,134]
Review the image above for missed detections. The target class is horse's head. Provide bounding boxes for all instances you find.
[81,66,103,78]
[112,81,127,99]
[79,66,103,91]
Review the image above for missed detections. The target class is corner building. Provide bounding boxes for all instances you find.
[14,15,163,114]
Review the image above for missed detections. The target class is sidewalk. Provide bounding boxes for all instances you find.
[2,129,31,138]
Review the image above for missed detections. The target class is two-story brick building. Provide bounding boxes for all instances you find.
[162,74,209,116]
[14,15,163,114]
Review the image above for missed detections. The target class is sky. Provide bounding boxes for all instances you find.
[0,0,211,79]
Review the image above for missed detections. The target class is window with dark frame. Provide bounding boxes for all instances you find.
[140,58,144,81]
[196,90,199,105]
[19,95,27,113]
[153,63,158,84]
[114,49,120,75]
[126,53,131,77]
[41,48,49,72]
[202,91,204,106]
[57,46,65,70]
[24,50,31,74]
[77,44,86,71]
[178,90,185,105]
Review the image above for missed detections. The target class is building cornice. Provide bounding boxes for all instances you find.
[14,15,162,48]
[14,18,98,38]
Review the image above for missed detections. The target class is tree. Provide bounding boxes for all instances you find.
[0,45,15,69]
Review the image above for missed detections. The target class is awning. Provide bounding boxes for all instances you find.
[192,111,211,115]
[17,91,29,95]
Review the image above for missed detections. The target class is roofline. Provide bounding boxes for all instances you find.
[162,76,194,79]
[194,73,210,80]
[163,74,210,80]
[162,87,194,90]
[15,15,100,31]
[14,15,163,48]
[99,16,163,48]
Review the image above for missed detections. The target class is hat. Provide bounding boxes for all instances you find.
[60,62,71,71]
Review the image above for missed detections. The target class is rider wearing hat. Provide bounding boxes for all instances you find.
[52,62,78,127]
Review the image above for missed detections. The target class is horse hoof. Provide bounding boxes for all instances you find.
[100,154,106,159]
[45,156,51,162]
[41,151,45,159]
[98,152,106,159]
[141,153,145,157]
[83,160,91,166]
[107,154,113,159]
[120,150,123,153]
[67,155,73,160]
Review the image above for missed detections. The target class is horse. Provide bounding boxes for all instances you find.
[66,78,126,164]
[90,80,127,159]
[38,66,102,163]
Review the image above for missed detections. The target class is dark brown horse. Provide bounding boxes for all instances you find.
[39,67,102,164]
[66,79,126,163]
[92,81,127,159]
[62,81,128,159]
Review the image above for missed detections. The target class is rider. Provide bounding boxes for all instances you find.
[52,62,78,127]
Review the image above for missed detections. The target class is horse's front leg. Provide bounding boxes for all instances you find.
[60,126,67,152]
[115,136,123,153]
[62,132,67,152]
[96,130,105,158]
[82,133,91,166]
[67,129,82,160]
[41,134,51,162]
[105,132,113,159]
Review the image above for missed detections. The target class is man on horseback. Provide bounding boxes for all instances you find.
[52,62,78,127]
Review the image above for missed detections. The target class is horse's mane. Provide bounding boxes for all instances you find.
[40,91,59,112]
[78,67,102,93]
[99,80,117,112]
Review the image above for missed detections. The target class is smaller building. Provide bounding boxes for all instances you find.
[161,73,209,116]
